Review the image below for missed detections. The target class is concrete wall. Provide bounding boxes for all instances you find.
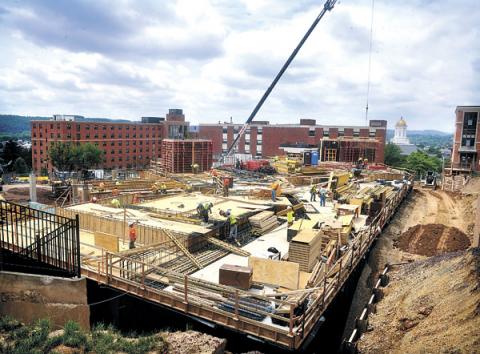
[0,271,90,330]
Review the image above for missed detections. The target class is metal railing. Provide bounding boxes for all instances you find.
[0,200,80,277]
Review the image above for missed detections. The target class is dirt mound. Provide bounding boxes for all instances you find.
[357,249,480,353]
[166,330,227,354]
[396,224,470,256]
[2,186,53,205]
[462,177,480,194]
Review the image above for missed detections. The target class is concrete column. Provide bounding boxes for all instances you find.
[29,172,37,203]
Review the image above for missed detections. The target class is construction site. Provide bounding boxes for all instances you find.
[1,1,479,353]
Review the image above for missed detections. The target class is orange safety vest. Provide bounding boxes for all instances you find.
[129,227,137,241]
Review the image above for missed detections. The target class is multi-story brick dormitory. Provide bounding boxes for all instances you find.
[198,119,388,163]
[450,105,480,173]
[31,109,189,173]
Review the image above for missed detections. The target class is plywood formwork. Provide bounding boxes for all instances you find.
[161,139,213,173]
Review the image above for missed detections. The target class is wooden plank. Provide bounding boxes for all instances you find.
[248,256,299,290]
[94,232,119,252]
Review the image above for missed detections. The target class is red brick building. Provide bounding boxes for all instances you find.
[451,106,480,173]
[198,119,387,163]
[31,110,189,172]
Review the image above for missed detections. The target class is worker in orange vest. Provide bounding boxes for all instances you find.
[128,222,137,249]
[271,181,280,202]
[223,178,230,197]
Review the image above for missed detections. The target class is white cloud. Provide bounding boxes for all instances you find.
[0,0,479,131]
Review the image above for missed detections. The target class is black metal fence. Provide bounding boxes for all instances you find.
[0,200,80,277]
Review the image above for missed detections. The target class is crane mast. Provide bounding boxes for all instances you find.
[224,0,338,160]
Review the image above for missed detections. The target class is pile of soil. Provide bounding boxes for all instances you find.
[2,186,53,205]
[165,330,227,354]
[396,224,470,256]
[462,177,480,194]
[357,249,480,353]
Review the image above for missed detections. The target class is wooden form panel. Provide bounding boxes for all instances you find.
[94,232,119,252]
[248,256,299,290]
[56,207,172,245]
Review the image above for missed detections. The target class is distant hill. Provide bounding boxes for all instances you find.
[386,129,453,148]
[386,129,451,139]
[0,114,133,137]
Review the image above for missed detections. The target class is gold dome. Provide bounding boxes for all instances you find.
[396,117,407,127]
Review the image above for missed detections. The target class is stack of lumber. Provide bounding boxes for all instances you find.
[249,211,278,235]
[288,229,324,272]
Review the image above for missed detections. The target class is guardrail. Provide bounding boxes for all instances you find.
[0,200,80,277]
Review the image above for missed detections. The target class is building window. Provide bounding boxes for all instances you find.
[353,129,360,137]
[369,129,376,137]
[222,126,228,134]
[257,140,262,145]
[323,129,329,137]
[309,128,315,137]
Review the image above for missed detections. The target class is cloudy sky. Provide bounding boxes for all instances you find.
[0,0,478,132]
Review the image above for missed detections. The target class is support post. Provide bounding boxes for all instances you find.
[337,259,343,287]
[184,275,188,307]
[75,214,81,277]
[235,290,239,320]
[289,304,294,335]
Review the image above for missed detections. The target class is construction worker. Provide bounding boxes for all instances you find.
[319,186,327,207]
[160,183,167,195]
[286,207,294,227]
[185,183,193,193]
[225,209,239,246]
[112,187,119,196]
[197,202,213,223]
[98,182,105,192]
[310,184,317,202]
[223,177,230,197]
[111,198,121,208]
[128,222,137,249]
[191,163,199,174]
[271,181,280,202]
[91,196,98,203]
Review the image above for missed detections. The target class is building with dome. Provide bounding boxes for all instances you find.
[391,117,417,155]
[391,117,410,144]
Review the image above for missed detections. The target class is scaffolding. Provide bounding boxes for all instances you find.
[321,138,379,163]
[161,139,213,173]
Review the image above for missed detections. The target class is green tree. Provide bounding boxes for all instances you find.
[73,143,103,178]
[49,142,103,179]
[384,143,404,167]
[13,157,28,174]
[49,142,75,171]
[402,151,442,176]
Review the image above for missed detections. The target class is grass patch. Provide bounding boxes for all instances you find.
[0,316,169,354]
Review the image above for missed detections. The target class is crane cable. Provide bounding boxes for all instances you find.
[365,0,375,123]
